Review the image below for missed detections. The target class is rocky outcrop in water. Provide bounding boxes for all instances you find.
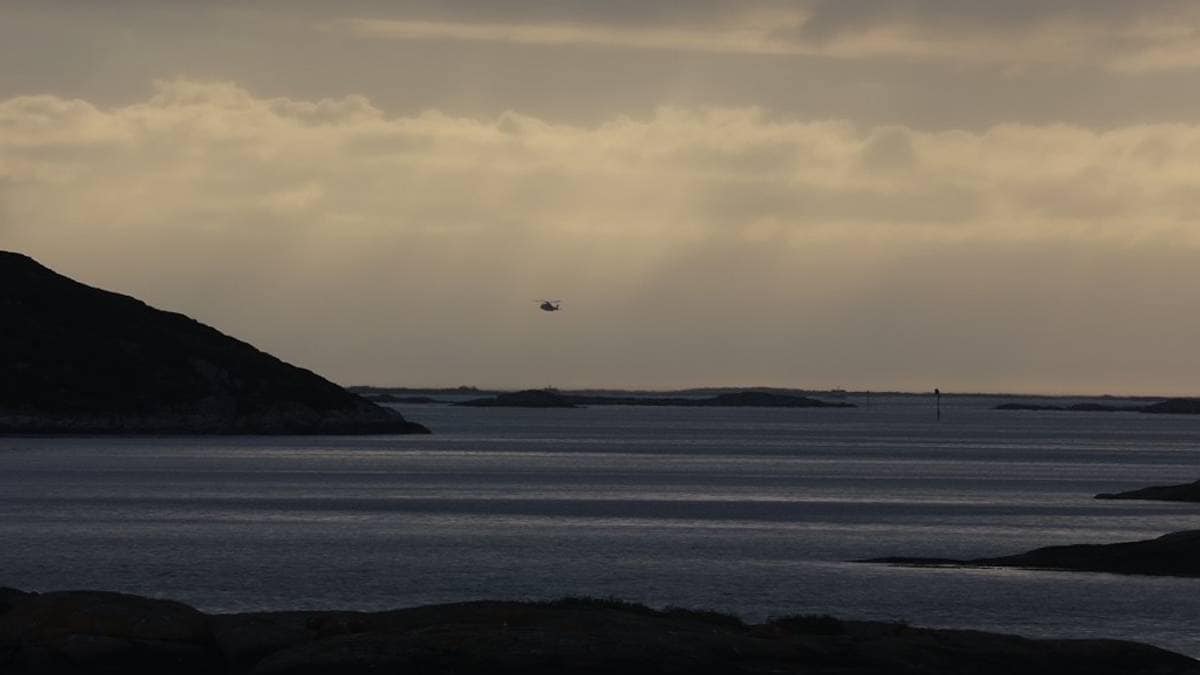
[0,251,428,434]
[1096,480,1200,503]
[1,589,1195,674]
[862,529,1200,578]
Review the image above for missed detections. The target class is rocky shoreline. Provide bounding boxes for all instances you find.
[1096,480,1200,503]
[996,398,1200,415]
[0,410,429,435]
[1,589,1196,674]
[861,529,1200,578]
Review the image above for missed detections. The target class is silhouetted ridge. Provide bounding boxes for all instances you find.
[0,251,428,434]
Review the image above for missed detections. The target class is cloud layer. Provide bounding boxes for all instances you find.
[336,0,1200,72]
[4,81,1200,393]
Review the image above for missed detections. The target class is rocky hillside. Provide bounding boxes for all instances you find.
[0,252,427,434]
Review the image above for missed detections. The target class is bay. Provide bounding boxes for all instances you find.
[2,394,1198,655]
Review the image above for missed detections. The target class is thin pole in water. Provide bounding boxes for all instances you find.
[935,388,941,421]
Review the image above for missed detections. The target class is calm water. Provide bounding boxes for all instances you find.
[2,395,1200,655]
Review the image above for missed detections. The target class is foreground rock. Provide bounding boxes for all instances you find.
[1,590,1195,675]
[0,252,427,434]
[1096,480,1200,503]
[0,589,220,674]
[863,529,1200,578]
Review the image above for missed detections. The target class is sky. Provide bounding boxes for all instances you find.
[4,1,1200,395]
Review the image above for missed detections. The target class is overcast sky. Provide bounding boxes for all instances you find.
[5,1,1200,394]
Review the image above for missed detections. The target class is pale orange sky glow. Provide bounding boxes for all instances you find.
[4,1,1200,395]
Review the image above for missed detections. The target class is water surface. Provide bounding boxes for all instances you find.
[2,395,1198,654]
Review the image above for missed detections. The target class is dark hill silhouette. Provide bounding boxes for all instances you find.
[0,252,427,434]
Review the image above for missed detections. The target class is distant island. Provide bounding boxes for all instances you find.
[1096,480,1200,503]
[1,588,1194,675]
[363,393,446,404]
[456,389,856,409]
[861,529,1200,578]
[996,399,1200,415]
[0,251,428,434]
[351,385,496,397]
[458,390,579,408]
[1142,399,1200,414]
[995,402,1143,413]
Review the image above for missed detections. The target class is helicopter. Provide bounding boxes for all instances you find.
[537,300,562,312]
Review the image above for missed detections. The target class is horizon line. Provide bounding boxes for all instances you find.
[343,384,1190,400]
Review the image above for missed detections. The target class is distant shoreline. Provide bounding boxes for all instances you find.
[347,385,1173,401]
[860,529,1200,579]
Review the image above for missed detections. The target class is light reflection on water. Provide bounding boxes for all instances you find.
[1,395,1199,655]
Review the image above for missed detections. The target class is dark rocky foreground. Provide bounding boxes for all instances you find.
[0,252,427,434]
[863,529,1200,578]
[1096,480,1200,503]
[459,389,855,409]
[1,589,1196,675]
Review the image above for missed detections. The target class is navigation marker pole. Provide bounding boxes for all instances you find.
[935,388,941,421]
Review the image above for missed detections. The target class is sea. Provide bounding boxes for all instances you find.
[2,394,1199,655]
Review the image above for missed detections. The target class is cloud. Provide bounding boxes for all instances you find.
[5,80,1200,392]
[330,1,1200,72]
[8,81,1198,242]
[329,15,808,57]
